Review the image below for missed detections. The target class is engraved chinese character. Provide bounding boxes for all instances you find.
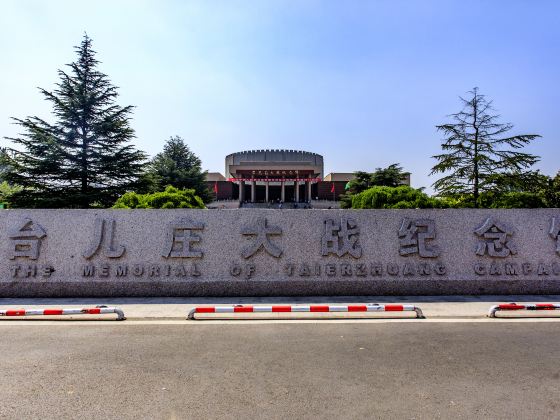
[549,217,560,256]
[398,218,439,258]
[162,218,205,258]
[241,217,282,258]
[83,218,125,259]
[321,217,362,258]
[474,217,517,257]
[8,218,47,260]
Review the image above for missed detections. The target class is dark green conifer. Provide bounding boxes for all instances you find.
[431,88,540,207]
[4,34,147,208]
[149,136,211,203]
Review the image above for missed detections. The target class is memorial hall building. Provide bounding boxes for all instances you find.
[205,149,410,204]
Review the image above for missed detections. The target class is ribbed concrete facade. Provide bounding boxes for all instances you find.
[225,149,323,179]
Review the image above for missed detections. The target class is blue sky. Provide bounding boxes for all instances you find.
[1,0,558,191]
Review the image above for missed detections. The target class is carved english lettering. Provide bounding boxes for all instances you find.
[387,263,399,276]
[325,264,336,276]
[355,263,367,277]
[370,263,383,276]
[230,264,242,277]
[402,263,415,276]
[504,263,519,275]
[299,263,311,276]
[474,263,486,275]
[82,265,95,277]
[340,263,352,276]
[537,263,550,276]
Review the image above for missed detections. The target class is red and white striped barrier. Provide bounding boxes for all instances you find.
[0,306,126,321]
[187,304,424,320]
[488,303,560,318]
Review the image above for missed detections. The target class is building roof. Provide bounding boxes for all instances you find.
[323,173,355,182]
[205,172,226,182]
[225,149,324,178]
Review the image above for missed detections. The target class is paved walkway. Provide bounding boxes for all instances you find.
[1,295,560,320]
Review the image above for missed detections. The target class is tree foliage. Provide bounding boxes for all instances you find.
[148,136,211,203]
[345,164,409,195]
[112,185,205,209]
[340,164,410,208]
[370,164,410,188]
[343,171,372,195]
[351,186,449,209]
[430,88,540,207]
[3,34,147,208]
[542,172,560,208]
[0,181,23,207]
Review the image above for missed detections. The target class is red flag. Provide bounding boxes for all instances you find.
[330,183,335,193]
[213,181,218,194]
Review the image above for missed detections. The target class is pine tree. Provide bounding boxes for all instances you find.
[149,136,211,203]
[4,34,147,208]
[430,88,540,207]
[370,163,410,187]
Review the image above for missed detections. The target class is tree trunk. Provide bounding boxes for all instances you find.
[472,94,479,208]
[81,126,89,209]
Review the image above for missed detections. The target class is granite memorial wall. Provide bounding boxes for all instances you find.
[2,209,560,297]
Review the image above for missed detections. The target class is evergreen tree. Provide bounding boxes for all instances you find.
[4,34,147,208]
[344,171,373,194]
[370,163,410,187]
[0,148,11,182]
[149,136,211,203]
[344,165,409,194]
[339,165,409,209]
[430,88,540,207]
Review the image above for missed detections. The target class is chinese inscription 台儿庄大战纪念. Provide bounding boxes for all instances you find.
[8,218,47,260]
[321,217,362,258]
[240,217,283,258]
[162,218,205,258]
[398,218,439,258]
[474,217,517,258]
[83,218,125,259]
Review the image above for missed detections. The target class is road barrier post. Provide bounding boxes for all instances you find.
[488,303,560,318]
[0,306,126,320]
[187,303,425,320]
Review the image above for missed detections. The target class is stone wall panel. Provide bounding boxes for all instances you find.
[1,209,559,296]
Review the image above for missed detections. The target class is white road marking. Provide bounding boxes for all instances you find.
[0,317,559,326]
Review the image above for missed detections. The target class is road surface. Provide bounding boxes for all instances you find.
[0,321,558,419]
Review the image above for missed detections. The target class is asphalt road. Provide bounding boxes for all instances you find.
[0,322,559,419]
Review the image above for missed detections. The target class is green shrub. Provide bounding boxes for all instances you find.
[112,186,205,209]
[350,186,450,209]
[0,181,23,208]
[488,191,547,208]
[439,191,548,208]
